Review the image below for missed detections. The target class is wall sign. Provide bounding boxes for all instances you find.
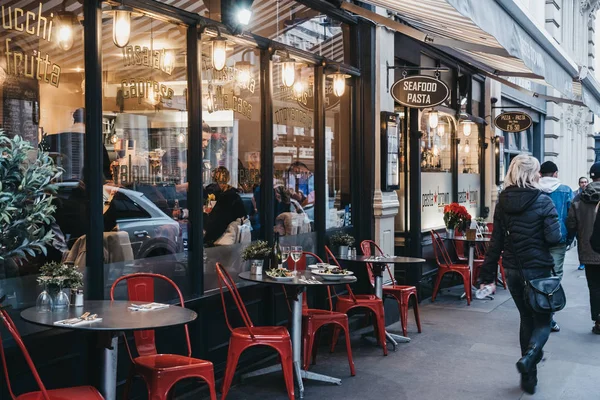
[494,112,532,133]
[390,76,449,108]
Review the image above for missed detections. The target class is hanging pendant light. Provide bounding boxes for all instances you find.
[112,2,133,48]
[461,120,473,137]
[56,8,77,51]
[464,139,471,153]
[331,66,350,97]
[280,52,296,88]
[293,75,304,99]
[163,51,175,74]
[428,110,439,129]
[235,60,252,88]
[437,124,445,138]
[206,84,215,113]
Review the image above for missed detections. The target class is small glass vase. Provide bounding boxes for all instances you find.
[51,284,70,311]
[446,228,455,239]
[36,283,53,313]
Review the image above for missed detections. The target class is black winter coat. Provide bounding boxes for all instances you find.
[479,186,561,284]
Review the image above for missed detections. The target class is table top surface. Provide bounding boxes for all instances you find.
[21,300,197,332]
[452,236,491,242]
[336,255,427,264]
[239,270,357,286]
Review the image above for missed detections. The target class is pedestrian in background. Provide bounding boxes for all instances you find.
[568,162,600,335]
[479,155,560,395]
[574,176,589,270]
[538,161,573,333]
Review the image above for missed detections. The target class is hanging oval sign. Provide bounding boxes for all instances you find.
[494,112,532,133]
[390,75,450,108]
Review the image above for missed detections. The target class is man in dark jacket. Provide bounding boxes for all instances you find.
[567,162,600,334]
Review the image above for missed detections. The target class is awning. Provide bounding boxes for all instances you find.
[340,0,600,115]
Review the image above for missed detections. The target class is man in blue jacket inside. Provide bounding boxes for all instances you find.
[539,161,573,332]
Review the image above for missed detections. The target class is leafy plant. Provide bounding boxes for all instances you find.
[37,262,84,289]
[0,132,62,262]
[443,203,472,232]
[330,232,355,247]
[241,240,271,260]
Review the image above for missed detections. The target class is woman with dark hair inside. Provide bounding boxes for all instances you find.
[479,154,560,395]
[203,167,247,246]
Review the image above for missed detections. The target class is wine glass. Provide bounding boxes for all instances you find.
[290,246,302,276]
[281,246,290,269]
[36,282,53,313]
[53,284,70,311]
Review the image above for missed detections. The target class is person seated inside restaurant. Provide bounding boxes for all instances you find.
[204,167,247,246]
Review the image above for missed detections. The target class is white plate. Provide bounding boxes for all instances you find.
[311,270,354,281]
[266,275,295,281]
[308,263,333,270]
[307,264,318,269]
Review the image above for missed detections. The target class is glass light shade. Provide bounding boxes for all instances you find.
[110,134,118,144]
[428,111,439,129]
[163,51,175,73]
[113,9,131,48]
[236,61,251,87]
[464,140,470,153]
[437,124,445,137]
[462,120,473,137]
[332,72,346,97]
[237,8,252,25]
[177,133,186,143]
[281,58,296,88]
[57,22,74,51]
[293,80,304,98]
[211,37,227,71]
[147,87,158,105]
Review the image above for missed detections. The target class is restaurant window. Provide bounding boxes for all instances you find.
[272,59,316,251]
[201,33,262,292]
[0,0,85,310]
[101,10,190,299]
[325,79,352,229]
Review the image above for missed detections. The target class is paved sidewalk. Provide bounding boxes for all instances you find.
[221,249,600,400]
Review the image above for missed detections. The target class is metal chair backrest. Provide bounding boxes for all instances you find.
[324,246,358,303]
[360,240,396,285]
[110,273,191,358]
[216,263,256,339]
[431,230,453,266]
[0,307,51,400]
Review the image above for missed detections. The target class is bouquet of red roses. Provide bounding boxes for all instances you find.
[443,203,472,232]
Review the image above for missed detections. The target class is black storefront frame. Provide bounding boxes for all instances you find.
[83,0,361,300]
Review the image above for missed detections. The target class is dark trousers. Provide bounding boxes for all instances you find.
[505,268,552,355]
[584,265,600,321]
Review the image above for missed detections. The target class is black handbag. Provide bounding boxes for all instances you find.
[505,226,566,314]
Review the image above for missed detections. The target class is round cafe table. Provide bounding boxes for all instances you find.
[451,236,492,299]
[21,300,197,400]
[238,270,357,399]
[336,254,426,349]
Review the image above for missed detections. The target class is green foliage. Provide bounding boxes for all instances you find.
[241,240,272,260]
[37,261,84,289]
[0,132,62,262]
[330,232,355,247]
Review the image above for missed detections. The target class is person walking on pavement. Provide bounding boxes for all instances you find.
[568,162,600,335]
[574,176,589,270]
[538,161,573,333]
[479,155,561,395]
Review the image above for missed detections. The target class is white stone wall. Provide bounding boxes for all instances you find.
[544,0,596,189]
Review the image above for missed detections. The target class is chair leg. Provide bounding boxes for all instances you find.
[122,365,135,400]
[412,294,422,333]
[372,314,381,346]
[221,346,242,400]
[330,325,341,353]
[431,271,444,302]
[342,323,356,376]
[207,377,218,400]
[399,298,409,338]
[304,329,315,370]
[149,379,170,400]
[375,309,388,356]
[277,349,295,400]
[462,271,472,305]
[311,328,321,365]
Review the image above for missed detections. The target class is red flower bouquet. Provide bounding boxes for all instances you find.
[443,203,472,233]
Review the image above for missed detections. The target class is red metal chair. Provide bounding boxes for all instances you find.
[216,263,294,400]
[324,246,388,356]
[109,273,216,400]
[293,252,355,375]
[360,240,422,337]
[0,304,104,400]
[430,231,472,305]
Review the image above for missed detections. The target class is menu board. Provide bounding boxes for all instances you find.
[2,75,39,145]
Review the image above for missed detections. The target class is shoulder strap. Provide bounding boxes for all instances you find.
[503,215,527,283]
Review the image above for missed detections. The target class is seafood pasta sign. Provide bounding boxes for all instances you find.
[390,76,450,108]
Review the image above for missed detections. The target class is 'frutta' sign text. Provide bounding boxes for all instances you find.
[391,76,449,108]
[494,112,532,133]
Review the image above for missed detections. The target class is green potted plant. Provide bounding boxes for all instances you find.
[37,262,83,310]
[241,241,272,275]
[330,232,355,257]
[0,132,61,301]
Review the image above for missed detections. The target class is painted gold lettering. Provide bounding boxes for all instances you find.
[14,8,24,31]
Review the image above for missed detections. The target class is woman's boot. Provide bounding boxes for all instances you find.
[516,345,543,374]
[520,368,538,395]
